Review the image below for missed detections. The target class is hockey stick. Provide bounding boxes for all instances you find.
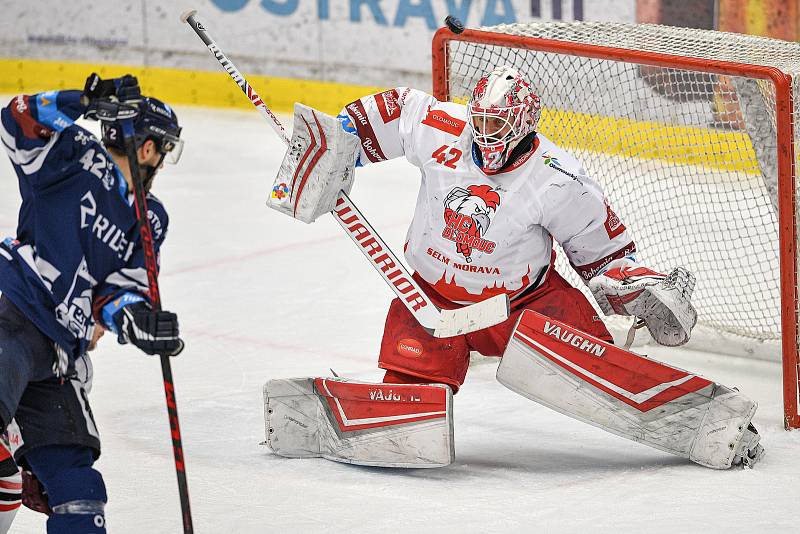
[180,9,510,337]
[115,110,194,533]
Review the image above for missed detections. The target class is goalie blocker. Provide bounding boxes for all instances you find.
[498,310,764,469]
[269,103,359,223]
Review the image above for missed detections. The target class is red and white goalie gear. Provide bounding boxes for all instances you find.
[589,257,698,346]
[0,434,21,534]
[467,65,542,172]
[497,310,764,469]
[264,377,454,468]
[269,103,360,223]
[341,86,636,306]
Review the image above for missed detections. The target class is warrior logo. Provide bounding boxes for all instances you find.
[441,185,500,263]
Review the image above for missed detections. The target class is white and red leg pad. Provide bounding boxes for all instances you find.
[497,310,761,469]
[263,377,454,468]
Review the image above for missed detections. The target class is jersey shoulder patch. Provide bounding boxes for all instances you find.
[374,89,403,124]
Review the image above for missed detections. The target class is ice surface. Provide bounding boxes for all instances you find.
[1,104,797,533]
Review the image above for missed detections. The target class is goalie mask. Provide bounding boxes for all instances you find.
[468,66,541,173]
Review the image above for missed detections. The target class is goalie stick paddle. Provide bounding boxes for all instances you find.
[118,115,194,533]
[180,9,510,337]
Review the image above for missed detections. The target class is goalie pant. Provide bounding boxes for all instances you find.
[379,267,613,393]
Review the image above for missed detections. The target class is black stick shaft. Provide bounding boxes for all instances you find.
[182,9,290,144]
[120,119,194,533]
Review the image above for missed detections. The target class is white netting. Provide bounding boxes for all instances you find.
[443,22,800,345]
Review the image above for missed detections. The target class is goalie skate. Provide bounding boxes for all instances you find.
[732,423,765,468]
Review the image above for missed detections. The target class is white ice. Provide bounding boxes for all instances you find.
[1,104,798,533]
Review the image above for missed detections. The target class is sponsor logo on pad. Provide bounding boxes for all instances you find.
[397,338,424,357]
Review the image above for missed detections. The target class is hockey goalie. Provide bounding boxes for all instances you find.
[263,66,764,470]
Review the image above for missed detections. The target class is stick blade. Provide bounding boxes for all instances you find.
[432,294,510,338]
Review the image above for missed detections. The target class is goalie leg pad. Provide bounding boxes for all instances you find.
[496,310,762,469]
[264,377,454,468]
[269,103,360,223]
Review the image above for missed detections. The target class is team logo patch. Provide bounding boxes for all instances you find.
[376,89,401,123]
[604,201,626,238]
[397,338,424,357]
[442,185,500,263]
[271,182,290,202]
[73,130,92,146]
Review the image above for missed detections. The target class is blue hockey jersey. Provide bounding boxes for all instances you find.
[0,90,169,372]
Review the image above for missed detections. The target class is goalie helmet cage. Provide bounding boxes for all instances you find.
[432,21,800,430]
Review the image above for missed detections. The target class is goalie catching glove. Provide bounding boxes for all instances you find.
[112,302,184,356]
[589,257,697,346]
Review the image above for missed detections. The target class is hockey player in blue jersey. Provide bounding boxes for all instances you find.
[0,73,184,533]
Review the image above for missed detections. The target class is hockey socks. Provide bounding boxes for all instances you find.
[23,445,107,533]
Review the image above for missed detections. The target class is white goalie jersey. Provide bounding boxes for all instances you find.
[342,88,636,304]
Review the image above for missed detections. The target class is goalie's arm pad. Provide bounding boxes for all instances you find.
[338,87,438,167]
[536,158,636,282]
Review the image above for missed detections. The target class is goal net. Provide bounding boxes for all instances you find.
[432,21,800,429]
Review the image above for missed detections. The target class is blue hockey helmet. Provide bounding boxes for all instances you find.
[101,97,184,164]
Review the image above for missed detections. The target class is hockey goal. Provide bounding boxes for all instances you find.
[432,21,800,429]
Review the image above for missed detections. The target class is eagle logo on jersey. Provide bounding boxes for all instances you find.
[441,185,500,263]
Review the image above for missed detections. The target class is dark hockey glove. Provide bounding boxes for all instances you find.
[83,73,141,119]
[22,470,51,516]
[113,301,184,356]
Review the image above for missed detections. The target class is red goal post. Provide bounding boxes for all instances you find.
[432,22,799,429]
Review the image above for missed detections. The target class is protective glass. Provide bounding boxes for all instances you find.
[160,134,184,165]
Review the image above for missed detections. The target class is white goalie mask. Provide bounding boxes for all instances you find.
[468,66,542,172]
